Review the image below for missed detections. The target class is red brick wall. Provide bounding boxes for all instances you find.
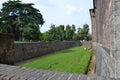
[91,0,111,49]
[89,9,96,43]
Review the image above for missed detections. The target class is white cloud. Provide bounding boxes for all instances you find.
[66,5,84,15]
[47,0,56,2]
[0,0,7,9]
[22,0,36,3]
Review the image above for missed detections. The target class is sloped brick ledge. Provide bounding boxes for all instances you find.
[0,64,119,80]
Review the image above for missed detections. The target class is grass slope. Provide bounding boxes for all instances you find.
[21,47,93,74]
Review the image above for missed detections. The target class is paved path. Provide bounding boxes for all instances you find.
[0,64,119,80]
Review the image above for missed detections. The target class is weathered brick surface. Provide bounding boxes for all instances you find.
[91,0,120,79]
[91,0,110,49]
[0,33,14,65]
[14,41,81,63]
[0,64,119,80]
[0,33,81,64]
[89,9,96,43]
[110,0,120,77]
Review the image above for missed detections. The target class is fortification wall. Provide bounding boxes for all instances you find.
[0,33,81,64]
[91,0,120,78]
[89,9,96,50]
[90,0,111,49]
[0,33,14,65]
[110,0,120,77]
[14,41,81,63]
[94,0,112,77]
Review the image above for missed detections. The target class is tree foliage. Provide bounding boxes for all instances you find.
[77,24,91,41]
[0,1,91,42]
[0,0,44,41]
[22,23,42,41]
[43,24,66,41]
[65,25,72,40]
[42,31,50,41]
[42,24,92,41]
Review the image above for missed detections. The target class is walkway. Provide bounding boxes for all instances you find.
[0,64,119,80]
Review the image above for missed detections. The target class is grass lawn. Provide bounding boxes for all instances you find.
[21,46,93,74]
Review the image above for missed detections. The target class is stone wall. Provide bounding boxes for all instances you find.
[110,0,120,78]
[95,43,116,78]
[81,41,92,47]
[93,0,112,77]
[0,33,81,64]
[15,41,81,63]
[0,33,14,65]
[90,0,120,78]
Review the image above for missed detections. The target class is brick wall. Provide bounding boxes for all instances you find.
[91,0,120,78]
[89,9,96,43]
[15,41,81,63]
[89,9,97,50]
[91,0,113,78]
[0,33,14,65]
[0,33,81,64]
[91,0,110,49]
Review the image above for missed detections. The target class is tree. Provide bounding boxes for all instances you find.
[0,0,44,41]
[71,24,76,40]
[42,24,66,41]
[82,24,89,40]
[65,25,72,40]
[86,33,92,41]
[48,24,57,41]
[56,25,65,41]
[83,24,89,34]
[77,27,84,40]
[42,31,50,41]
[77,24,91,41]
[22,23,42,41]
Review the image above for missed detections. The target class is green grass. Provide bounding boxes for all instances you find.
[21,47,93,74]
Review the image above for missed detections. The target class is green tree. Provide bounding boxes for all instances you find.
[42,24,65,41]
[71,24,76,40]
[41,24,81,41]
[77,24,91,41]
[22,23,42,41]
[56,25,65,41]
[48,24,57,41]
[42,31,50,41]
[86,33,92,41]
[65,25,72,40]
[82,24,89,40]
[77,27,84,40]
[0,0,44,41]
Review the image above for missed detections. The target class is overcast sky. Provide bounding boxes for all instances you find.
[0,0,93,33]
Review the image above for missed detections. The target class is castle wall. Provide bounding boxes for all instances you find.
[0,33,14,65]
[14,41,81,63]
[91,0,120,78]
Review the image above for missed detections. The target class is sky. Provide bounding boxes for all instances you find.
[0,0,93,33]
